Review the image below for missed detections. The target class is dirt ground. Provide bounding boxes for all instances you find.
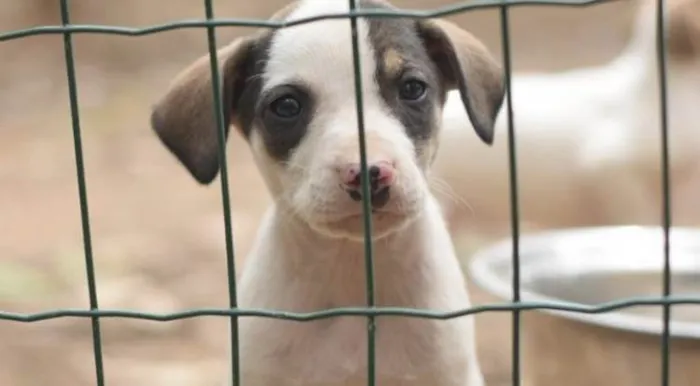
[0,1,638,385]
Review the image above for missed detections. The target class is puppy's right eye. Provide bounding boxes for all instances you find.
[269,95,302,119]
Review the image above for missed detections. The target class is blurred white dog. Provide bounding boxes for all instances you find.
[432,0,700,232]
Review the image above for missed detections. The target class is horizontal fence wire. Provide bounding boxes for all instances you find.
[2,297,697,322]
[0,0,621,41]
[0,1,682,386]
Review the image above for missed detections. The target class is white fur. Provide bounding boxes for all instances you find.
[231,1,485,385]
[236,198,482,386]
[432,0,700,229]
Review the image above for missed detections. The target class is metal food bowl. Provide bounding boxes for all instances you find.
[469,225,700,337]
[468,226,700,386]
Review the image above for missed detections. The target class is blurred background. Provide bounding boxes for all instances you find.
[0,1,636,385]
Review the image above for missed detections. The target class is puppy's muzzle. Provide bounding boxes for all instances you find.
[339,161,395,209]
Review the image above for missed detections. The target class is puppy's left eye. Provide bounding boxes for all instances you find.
[269,95,302,119]
[399,78,427,101]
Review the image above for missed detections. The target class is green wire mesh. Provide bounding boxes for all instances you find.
[0,0,682,386]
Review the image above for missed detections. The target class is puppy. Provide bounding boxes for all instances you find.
[150,1,505,385]
[432,0,700,232]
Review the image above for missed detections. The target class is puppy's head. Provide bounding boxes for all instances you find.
[151,0,504,241]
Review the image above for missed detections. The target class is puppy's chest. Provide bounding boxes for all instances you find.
[238,315,471,386]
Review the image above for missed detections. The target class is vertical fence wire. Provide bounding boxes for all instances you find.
[58,0,106,384]
[347,1,378,386]
[654,0,673,385]
[498,2,522,385]
[202,0,241,384]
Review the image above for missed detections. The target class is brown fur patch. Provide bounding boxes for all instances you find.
[417,18,505,145]
[150,36,260,184]
[382,48,404,76]
[149,2,308,184]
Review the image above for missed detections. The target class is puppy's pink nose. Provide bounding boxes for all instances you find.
[339,161,396,208]
[341,161,395,189]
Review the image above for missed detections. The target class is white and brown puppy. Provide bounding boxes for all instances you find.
[150,0,504,385]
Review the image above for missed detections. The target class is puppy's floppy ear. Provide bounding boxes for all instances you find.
[150,36,259,184]
[418,19,505,145]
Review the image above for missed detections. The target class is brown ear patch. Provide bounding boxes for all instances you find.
[150,37,264,184]
[417,19,505,145]
[666,0,700,61]
[150,1,305,184]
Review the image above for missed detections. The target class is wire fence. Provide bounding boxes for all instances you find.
[0,0,690,385]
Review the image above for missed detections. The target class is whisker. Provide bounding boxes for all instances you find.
[429,177,476,218]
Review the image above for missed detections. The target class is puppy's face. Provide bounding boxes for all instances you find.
[151,0,504,241]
